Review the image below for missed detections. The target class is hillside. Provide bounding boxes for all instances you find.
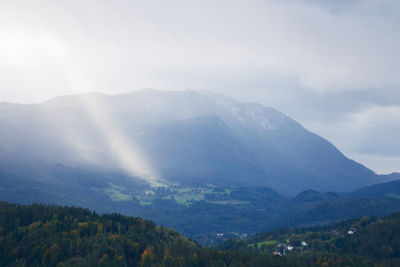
[0,202,306,267]
[0,90,384,195]
[1,166,400,246]
[3,202,400,266]
[221,211,400,265]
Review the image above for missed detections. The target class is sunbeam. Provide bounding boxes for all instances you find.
[77,93,159,183]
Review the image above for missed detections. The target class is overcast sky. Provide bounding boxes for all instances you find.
[1,0,399,174]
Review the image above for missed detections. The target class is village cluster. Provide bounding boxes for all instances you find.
[272,241,308,256]
[272,227,358,256]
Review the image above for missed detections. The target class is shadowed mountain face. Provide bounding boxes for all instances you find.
[0,89,385,194]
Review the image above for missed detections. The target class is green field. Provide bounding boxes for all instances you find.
[102,182,244,207]
[104,183,133,201]
[175,193,205,205]
[256,240,278,248]
[206,200,250,205]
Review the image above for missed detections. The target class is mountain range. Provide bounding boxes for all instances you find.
[1,89,400,245]
[0,89,392,195]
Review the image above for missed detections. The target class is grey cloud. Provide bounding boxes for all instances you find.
[0,0,399,173]
[156,65,400,121]
[296,0,399,16]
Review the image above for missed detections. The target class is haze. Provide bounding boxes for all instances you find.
[0,0,399,173]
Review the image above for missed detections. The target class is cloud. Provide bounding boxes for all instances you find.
[1,0,399,98]
[303,105,400,173]
[0,0,399,173]
[346,153,400,174]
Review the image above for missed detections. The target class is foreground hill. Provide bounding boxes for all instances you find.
[0,202,307,267]
[0,89,385,195]
[221,211,400,266]
[3,202,400,267]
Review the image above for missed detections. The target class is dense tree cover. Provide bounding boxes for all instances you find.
[332,213,400,259]
[0,202,303,267]
[1,202,400,266]
[221,212,400,266]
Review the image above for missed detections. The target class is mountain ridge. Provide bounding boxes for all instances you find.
[0,89,388,195]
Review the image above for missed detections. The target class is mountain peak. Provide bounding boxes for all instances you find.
[0,89,382,195]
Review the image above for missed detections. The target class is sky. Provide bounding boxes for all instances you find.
[0,0,399,174]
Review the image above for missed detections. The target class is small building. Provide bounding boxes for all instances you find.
[277,243,287,248]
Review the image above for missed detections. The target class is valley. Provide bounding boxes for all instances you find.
[0,90,399,257]
[2,162,400,246]
[2,0,399,265]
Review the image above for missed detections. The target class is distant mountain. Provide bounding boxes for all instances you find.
[280,179,400,229]
[0,89,387,195]
[349,173,400,198]
[291,189,340,203]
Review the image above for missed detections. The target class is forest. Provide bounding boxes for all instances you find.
[1,201,400,266]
